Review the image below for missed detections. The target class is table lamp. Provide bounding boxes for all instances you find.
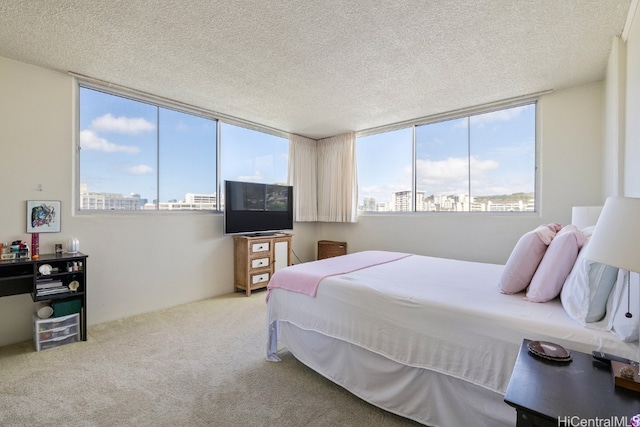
[583,197,640,365]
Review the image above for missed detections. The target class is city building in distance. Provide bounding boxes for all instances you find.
[360,191,534,212]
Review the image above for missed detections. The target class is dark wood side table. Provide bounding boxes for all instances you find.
[504,339,640,426]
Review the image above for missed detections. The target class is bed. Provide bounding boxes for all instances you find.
[265,248,638,426]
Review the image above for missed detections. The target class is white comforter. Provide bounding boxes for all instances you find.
[267,253,638,394]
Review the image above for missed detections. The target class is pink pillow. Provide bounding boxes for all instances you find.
[526,226,586,302]
[498,223,562,294]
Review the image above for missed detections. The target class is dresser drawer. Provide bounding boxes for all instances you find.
[251,272,270,285]
[251,242,270,253]
[251,257,270,269]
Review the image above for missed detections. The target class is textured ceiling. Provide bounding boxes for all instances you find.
[0,1,632,139]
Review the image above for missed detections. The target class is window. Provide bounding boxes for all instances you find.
[79,86,217,210]
[356,128,413,212]
[219,123,288,184]
[220,123,288,210]
[357,103,536,213]
[78,85,288,212]
[158,108,217,210]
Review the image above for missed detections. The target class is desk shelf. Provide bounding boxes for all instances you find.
[0,263,35,296]
[0,252,88,344]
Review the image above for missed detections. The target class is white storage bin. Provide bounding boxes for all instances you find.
[33,313,80,351]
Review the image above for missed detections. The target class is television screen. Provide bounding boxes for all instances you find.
[224,180,294,235]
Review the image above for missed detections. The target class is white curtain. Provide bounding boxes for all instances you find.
[288,134,318,222]
[317,132,358,223]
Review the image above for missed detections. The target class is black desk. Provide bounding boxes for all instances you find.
[0,253,88,341]
[504,339,640,426]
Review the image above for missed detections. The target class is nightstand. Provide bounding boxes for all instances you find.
[504,339,640,426]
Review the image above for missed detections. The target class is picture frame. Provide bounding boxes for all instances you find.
[26,200,61,233]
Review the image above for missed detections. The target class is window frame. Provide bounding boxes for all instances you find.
[356,99,539,215]
[74,78,289,214]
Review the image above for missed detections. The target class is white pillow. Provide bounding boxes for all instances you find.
[610,270,640,342]
[560,237,618,324]
[585,263,619,322]
[580,225,595,238]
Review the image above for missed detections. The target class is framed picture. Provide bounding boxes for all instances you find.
[26,200,61,233]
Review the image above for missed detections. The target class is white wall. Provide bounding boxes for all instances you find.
[319,82,606,264]
[603,37,626,198]
[0,56,319,346]
[0,54,608,347]
[624,6,640,196]
[602,5,639,199]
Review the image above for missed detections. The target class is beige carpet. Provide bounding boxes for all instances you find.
[0,292,420,426]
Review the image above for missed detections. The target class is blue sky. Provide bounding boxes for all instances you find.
[80,87,533,207]
[79,87,287,203]
[357,104,535,205]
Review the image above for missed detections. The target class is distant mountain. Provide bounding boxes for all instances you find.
[473,192,534,203]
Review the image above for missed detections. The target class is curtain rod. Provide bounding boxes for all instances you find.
[68,71,290,139]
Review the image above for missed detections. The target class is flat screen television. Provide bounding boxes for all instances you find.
[224,180,294,235]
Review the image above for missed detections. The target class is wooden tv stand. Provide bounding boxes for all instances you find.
[233,234,292,296]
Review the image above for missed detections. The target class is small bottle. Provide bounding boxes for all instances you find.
[78,261,83,271]
[72,262,78,272]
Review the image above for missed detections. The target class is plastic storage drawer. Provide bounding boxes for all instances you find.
[33,313,80,351]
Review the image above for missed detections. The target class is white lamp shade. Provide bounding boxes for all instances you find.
[583,197,640,272]
[571,205,602,230]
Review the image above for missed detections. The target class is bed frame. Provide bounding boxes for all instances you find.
[266,252,637,426]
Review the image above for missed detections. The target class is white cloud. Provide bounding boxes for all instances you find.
[175,120,189,132]
[80,130,140,153]
[418,157,467,181]
[416,156,499,194]
[236,172,266,182]
[126,165,154,175]
[361,182,410,200]
[90,113,155,135]
[470,104,530,126]
[470,156,500,174]
[361,184,382,195]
